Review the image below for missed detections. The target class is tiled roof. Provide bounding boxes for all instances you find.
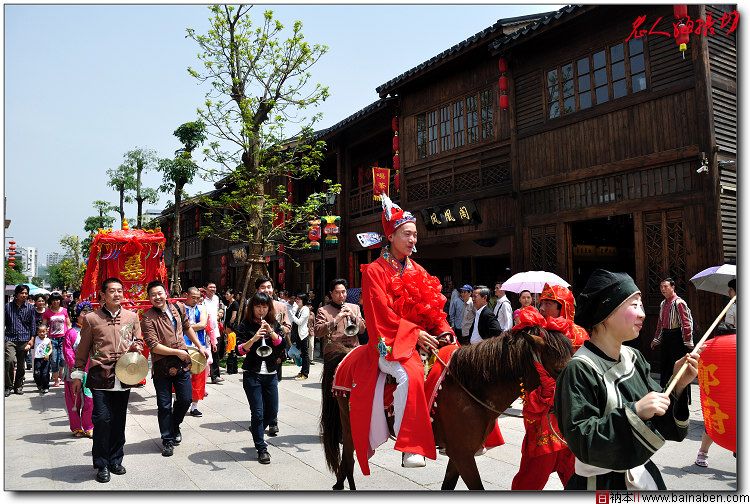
[315,96,397,139]
[488,5,586,53]
[375,10,559,97]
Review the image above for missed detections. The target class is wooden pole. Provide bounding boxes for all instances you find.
[663,295,736,396]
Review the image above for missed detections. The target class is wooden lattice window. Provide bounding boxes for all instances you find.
[530,225,557,272]
[480,89,494,140]
[453,100,466,148]
[643,210,687,307]
[416,114,427,159]
[427,110,439,156]
[466,95,479,144]
[440,105,452,152]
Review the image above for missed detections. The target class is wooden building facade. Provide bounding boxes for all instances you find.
[160,5,736,364]
[371,4,736,358]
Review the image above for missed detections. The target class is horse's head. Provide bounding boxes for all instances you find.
[515,325,573,388]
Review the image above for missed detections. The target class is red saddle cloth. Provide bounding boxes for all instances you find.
[333,343,504,449]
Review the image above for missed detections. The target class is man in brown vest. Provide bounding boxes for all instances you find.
[72,277,143,484]
[314,278,366,350]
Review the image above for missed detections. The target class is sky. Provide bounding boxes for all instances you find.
[3,2,563,268]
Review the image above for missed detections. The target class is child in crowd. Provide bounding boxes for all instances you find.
[63,302,94,438]
[28,322,52,393]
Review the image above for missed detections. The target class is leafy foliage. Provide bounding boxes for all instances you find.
[48,235,85,290]
[186,5,333,302]
[5,259,28,285]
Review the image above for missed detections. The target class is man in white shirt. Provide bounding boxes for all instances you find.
[493,283,513,332]
[202,282,223,384]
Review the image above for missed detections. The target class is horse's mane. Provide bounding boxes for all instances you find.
[447,327,571,390]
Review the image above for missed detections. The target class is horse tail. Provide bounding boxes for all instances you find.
[320,343,349,475]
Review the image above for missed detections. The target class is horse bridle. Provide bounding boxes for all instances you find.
[427,338,545,419]
[429,344,570,446]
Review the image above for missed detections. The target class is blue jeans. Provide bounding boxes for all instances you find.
[153,369,192,445]
[49,337,65,374]
[242,372,278,452]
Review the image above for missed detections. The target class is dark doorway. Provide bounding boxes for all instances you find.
[474,256,511,288]
[570,215,636,296]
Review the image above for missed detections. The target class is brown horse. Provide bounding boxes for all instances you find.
[319,325,573,490]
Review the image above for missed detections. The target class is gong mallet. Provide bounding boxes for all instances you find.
[663,295,736,396]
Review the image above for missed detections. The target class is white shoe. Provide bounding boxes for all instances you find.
[475,447,487,456]
[402,452,426,468]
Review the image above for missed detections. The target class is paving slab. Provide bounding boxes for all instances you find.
[3,359,737,492]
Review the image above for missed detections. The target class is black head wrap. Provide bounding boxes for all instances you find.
[575,269,640,330]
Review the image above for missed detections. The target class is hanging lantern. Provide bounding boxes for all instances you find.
[309,240,320,251]
[308,224,321,242]
[394,172,400,190]
[498,76,509,92]
[498,57,508,73]
[194,208,200,231]
[499,94,509,110]
[323,215,341,236]
[673,4,688,19]
[676,22,690,58]
[391,116,399,132]
[392,154,400,171]
[392,134,399,153]
[325,234,339,245]
[698,334,736,452]
[278,271,285,285]
[278,256,285,270]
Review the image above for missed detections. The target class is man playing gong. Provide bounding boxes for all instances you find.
[72,277,144,484]
[141,280,210,458]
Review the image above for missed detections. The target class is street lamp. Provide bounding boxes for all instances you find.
[320,191,337,307]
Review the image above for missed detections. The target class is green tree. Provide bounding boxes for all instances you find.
[186,5,332,305]
[122,148,160,228]
[82,200,118,256]
[48,235,85,290]
[5,259,28,285]
[158,120,207,295]
[30,276,44,287]
[106,162,135,227]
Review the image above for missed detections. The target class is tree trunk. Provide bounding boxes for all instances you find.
[136,165,143,229]
[171,187,183,296]
[118,189,125,227]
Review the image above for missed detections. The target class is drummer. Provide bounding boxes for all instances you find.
[72,277,144,484]
[141,280,210,458]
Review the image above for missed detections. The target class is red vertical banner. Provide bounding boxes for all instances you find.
[372,167,390,200]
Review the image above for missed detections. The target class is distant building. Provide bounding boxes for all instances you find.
[46,252,61,267]
[21,246,37,278]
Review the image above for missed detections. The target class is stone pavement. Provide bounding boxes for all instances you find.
[3,358,737,491]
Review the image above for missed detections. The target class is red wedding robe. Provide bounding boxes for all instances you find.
[348,256,453,476]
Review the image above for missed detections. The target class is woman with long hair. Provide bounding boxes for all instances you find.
[235,292,285,464]
[43,292,71,387]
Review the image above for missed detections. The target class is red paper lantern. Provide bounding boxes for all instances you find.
[392,154,400,171]
[498,75,509,92]
[308,225,321,242]
[278,271,285,285]
[676,22,690,53]
[278,256,285,270]
[391,117,399,132]
[499,94,509,110]
[394,172,400,190]
[674,4,688,19]
[392,135,399,153]
[498,57,508,73]
[699,334,736,452]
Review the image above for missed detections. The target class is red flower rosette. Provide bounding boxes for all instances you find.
[387,267,447,331]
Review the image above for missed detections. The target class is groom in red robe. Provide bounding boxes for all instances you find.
[345,193,455,474]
